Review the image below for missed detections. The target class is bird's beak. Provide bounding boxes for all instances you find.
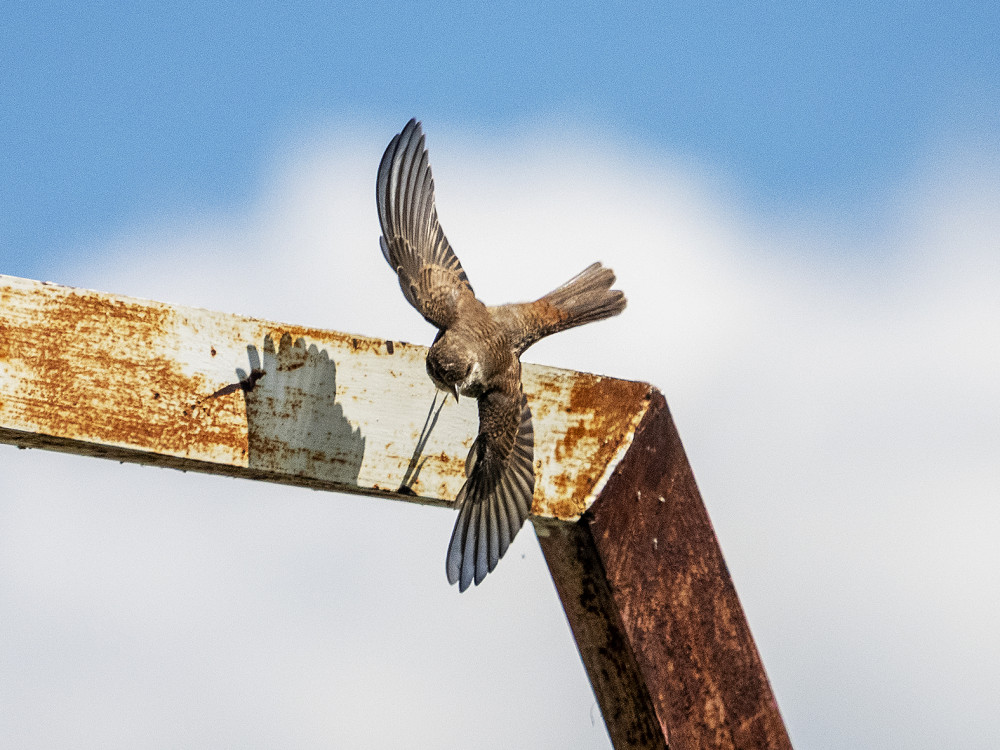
[449,384,459,403]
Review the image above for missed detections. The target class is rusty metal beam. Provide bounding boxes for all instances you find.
[0,273,649,519]
[537,392,793,750]
[1,273,791,748]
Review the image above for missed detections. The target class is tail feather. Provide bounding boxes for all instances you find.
[498,262,626,354]
[540,262,626,331]
[499,263,625,354]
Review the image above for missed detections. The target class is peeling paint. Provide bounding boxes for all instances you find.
[530,371,652,520]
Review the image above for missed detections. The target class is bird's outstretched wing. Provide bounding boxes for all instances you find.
[377,118,473,329]
[446,387,535,591]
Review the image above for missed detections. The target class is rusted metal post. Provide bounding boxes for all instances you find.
[537,391,792,750]
[1,273,791,748]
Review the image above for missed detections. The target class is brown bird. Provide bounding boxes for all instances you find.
[377,119,626,591]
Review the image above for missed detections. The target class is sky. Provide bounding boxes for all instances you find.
[2,3,999,748]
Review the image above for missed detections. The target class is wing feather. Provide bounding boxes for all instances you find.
[446,389,535,591]
[376,119,473,328]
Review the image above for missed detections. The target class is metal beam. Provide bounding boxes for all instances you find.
[0,272,791,748]
[537,392,793,749]
[0,273,649,519]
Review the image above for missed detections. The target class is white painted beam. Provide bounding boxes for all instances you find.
[0,274,652,520]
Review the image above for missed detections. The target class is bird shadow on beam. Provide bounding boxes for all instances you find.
[216,332,366,486]
[396,389,448,495]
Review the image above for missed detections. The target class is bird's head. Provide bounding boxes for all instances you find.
[426,339,483,401]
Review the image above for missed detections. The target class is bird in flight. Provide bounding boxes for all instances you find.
[376,119,626,591]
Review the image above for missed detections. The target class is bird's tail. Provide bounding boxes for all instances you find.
[540,262,626,330]
[505,262,625,354]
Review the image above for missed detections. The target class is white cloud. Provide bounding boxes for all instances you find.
[4,122,998,748]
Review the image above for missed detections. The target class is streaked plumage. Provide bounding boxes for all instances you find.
[377,119,626,590]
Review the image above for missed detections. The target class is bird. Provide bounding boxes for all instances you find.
[376,119,626,591]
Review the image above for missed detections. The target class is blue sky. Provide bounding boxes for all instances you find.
[4,3,998,275]
[2,4,999,749]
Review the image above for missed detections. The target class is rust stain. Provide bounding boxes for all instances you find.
[256,323,410,360]
[542,374,651,519]
[5,284,248,462]
[0,321,10,362]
